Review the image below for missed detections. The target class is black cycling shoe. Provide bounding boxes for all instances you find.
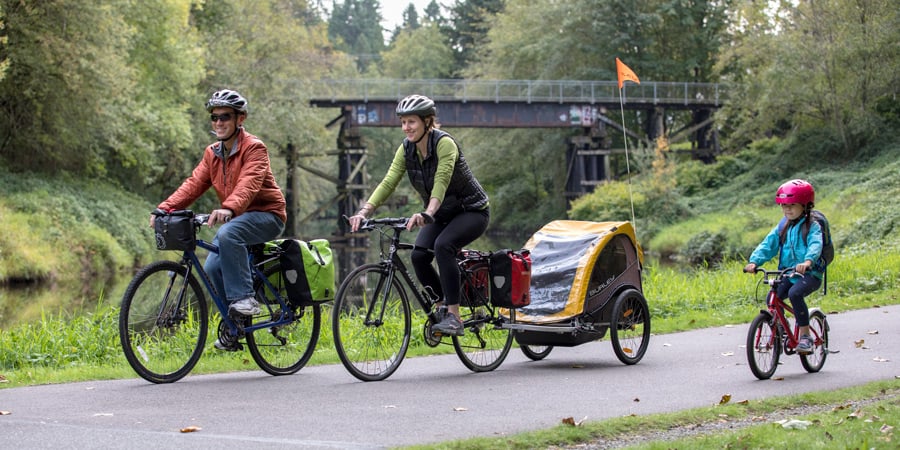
[432,313,464,337]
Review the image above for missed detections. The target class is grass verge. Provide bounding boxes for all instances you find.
[399,379,899,449]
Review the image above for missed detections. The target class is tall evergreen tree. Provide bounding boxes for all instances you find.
[443,0,504,77]
[328,0,385,71]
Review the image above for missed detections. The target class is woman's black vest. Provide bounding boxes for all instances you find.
[403,129,488,220]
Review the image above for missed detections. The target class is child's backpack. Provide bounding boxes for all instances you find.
[778,210,834,294]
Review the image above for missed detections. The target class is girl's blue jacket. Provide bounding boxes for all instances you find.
[749,216,824,280]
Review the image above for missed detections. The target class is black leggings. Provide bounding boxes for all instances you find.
[776,272,821,327]
[411,209,489,306]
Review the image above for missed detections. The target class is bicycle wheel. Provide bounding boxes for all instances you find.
[609,288,651,365]
[246,263,322,376]
[800,310,828,373]
[332,263,412,382]
[521,345,553,361]
[119,260,208,384]
[453,263,513,372]
[746,312,782,380]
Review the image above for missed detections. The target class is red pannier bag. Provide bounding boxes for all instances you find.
[489,249,532,308]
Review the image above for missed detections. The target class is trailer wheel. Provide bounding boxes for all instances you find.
[521,345,553,361]
[610,288,650,365]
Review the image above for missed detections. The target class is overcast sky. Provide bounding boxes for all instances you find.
[380,1,439,31]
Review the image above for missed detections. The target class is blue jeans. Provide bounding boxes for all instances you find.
[205,211,284,304]
[776,272,821,327]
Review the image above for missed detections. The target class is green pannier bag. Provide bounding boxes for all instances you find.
[271,239,336,306]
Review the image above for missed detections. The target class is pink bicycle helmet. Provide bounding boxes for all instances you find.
[775,179,815,205]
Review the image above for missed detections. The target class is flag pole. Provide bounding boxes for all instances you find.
[618,91,637,233]
[615,58,641,233]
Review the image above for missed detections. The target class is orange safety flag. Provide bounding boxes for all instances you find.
[616,58,640,89]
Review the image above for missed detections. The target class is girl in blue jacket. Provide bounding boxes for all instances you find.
[744,179,823,354]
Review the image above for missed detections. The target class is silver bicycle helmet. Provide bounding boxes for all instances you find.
[205,89,248,113]
[396,94,436,117]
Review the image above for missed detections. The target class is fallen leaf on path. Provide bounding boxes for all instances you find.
[873,357,890,362]
[867,330,879,335]
[383,405,396,409]
[737,399,749,405]
[719,394,731,405]
[561,416,587,427]
[453,407,468,412]
[854,339,865,348]
[777,419,812,429]
[180,426,201,433]
[93,413,113,417]
[0,410,10,415]
[848,409,864,420]
[721,352,734,356]
[633,398,640,402]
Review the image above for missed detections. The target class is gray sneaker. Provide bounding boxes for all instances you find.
[432,312,464,337]
[213,337,240,351]
[797,334,814,354]
[229,297,260,316]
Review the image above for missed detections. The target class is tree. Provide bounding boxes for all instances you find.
[402,3,419,30]
[0,0,202,192]
[381,23,455,79]
[423,0,442,23]
[328,0,385,72]
[443,0,504,77]
[716,0,900,154]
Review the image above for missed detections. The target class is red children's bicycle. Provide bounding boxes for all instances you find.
[745,268,830,380]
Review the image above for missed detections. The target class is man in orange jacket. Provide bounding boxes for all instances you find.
[151,90,286,347]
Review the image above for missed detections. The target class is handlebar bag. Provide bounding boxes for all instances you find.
[277,239,336,306]
[489,249,532,308]
[153,212,196,251]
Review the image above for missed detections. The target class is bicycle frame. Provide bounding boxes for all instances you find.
[174,229,294,339]
[756,270,822,353]
[364,224,441,322]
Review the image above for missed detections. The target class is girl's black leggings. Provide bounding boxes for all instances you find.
[410,209,490,306]
[776,272,821,327]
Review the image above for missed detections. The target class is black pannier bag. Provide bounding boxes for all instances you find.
[153,210,196,251]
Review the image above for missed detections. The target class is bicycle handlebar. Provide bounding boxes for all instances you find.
[342,214,410,232]
[151,209,211,228]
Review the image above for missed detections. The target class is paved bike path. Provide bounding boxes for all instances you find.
[1,305,898,449]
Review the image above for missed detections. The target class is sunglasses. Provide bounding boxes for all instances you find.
[210,113,234,122]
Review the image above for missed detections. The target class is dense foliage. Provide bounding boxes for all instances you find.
[0,0,897,271]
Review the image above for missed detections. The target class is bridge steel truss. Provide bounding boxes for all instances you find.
[305,79,726,275]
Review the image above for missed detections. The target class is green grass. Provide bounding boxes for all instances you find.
[399,380,900,449]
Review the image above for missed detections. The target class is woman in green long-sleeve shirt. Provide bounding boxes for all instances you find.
[349,95,490,336]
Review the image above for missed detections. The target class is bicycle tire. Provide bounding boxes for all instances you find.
[609,288,651,365]
[332,263,412,382]
[746,312,782,380]
[246,263,322,376]
[453,262,513,372]
[800,310,828,373]
[119,260,208,384]
[521,345,553,361]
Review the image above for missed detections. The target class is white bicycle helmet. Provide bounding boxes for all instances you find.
[206,89,248,114]
[396,94,436,117]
